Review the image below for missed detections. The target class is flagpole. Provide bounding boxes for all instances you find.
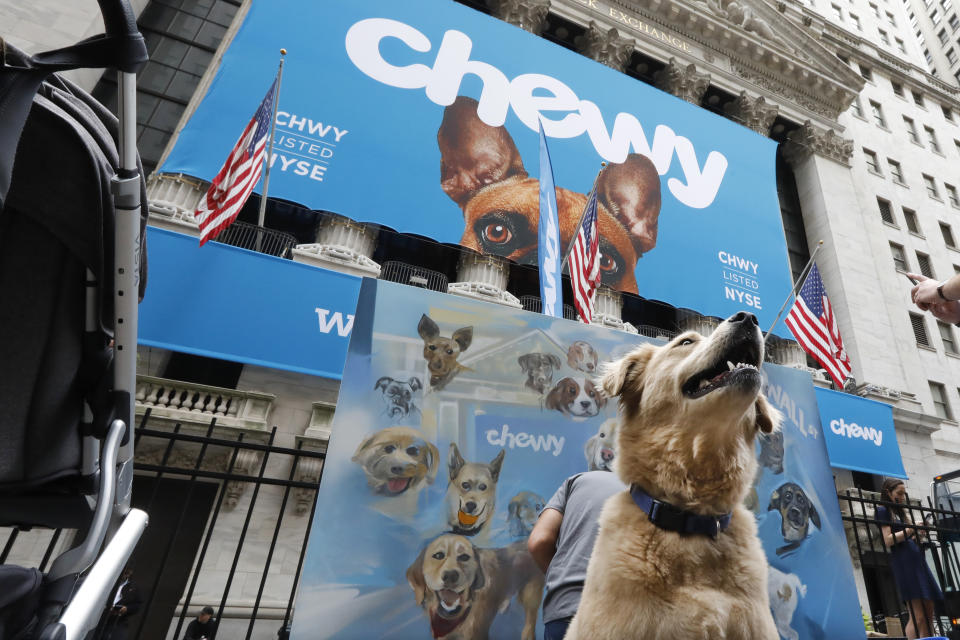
[560,163,606,273]
[256,49,286,251]
[762,239,824,344]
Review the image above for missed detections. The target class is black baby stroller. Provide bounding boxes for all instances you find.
[0,1,150,638]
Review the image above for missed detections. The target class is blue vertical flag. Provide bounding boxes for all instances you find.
[538,119,563,317]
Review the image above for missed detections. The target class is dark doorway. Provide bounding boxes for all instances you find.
[127,475,218,640]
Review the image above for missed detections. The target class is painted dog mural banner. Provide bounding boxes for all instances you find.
[290,280,862,639]
[160,0,793,331]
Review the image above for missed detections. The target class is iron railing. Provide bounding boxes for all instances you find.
[216,221,298,258]
[519,295,577,320]
[839,488,960,639]
[379,260,448,292]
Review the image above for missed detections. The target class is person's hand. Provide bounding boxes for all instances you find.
[119,606,127,615]
[908,273,941,308]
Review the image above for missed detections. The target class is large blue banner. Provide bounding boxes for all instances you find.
[138,227,361,378]
[161,0,793,330]
[815,387,907,479]
[291,280,863,639]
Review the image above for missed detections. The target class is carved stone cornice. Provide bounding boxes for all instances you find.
[293,457,324,515]
[224,449,261,510]
[653,57,710,104]
[575,21,635,71]
[723,91,779,135]
[731,63,835,119]
[486,0,550,35]
[781,121,853,168]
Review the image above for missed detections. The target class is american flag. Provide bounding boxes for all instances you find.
[569,190,601,323]
[195,78,278,246]
[784,263,852,388]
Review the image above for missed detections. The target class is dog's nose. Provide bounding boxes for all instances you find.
[728,311,759,326]
[581,400,592,409]
[586,363,594,371]
[391,466,404,474]
[464,501,477,514]
[442,570,460,585]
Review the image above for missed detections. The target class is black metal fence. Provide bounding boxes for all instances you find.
[1,412,324,640]
[839,488,960,639]
[217,220,299,258]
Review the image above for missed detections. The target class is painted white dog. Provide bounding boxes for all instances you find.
[767,566,806,640]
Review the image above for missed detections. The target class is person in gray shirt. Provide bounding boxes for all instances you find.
[528,470,626,640]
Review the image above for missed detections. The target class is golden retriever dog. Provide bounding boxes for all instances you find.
[446,444,505,537]
[406,534,544,640]
[566,311,781,640]
[584,418,620,471]
[437,96,661,294]
[419,314,473,391]
[351,427,439,496]
[545,377,607,420]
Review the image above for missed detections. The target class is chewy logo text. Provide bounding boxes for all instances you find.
[829,418,883,447]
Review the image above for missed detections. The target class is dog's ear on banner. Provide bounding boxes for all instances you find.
[754,393,782,434]
[547,354,562,369]
[418,314,439,341]
[767,487,781,512]
[405,547,428,606]
[408,376,423,392]
[448,443,466,481]
[599,344,655,399]
[453,326,473,352]
[489,449,506,482]
[424,441,440,484]
[809,502,822,530]
[373,376,392,391]
[351,433,377,462]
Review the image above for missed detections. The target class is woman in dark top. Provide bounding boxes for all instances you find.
[876,477,943,640]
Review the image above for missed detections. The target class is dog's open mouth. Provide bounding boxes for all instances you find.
[436,589,465,616]
[385,477,411,494]
[682,341,761,399]
[457,506,484,527]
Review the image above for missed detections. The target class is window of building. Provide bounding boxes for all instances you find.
[905,207,922,234]
[904,116,920,142]
[950,48,959,64]
[956,139,960,155]
[851,97,864,118]
[870,100,887,127]
[945,105,956,122]
[940,322,958,354]
[871,1,881,16]
[926,125,942,152]
[926,49,935,64]
[860,64,873,80]
[943,221,958,247]
[930,381,953,418]
[879,28,891,44]
[864,148,882,173]
[914,90,926,106]
[918,250,935,277]
[851,13,862,29]
[913,313,932,346]
[832,3,843,19]
[888,10,897,24]
[924,173,940,198]
[955,264,960,274]
[933,8,943,24]
[941,28,950,43]
[948,183,960,206]
[896,36,907,52]
[891,242,909,270]
[888,158,905,183]
[892,82,905,98]
[878,197,895,224]
[952,13,960,29]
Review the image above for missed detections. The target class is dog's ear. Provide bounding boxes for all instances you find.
[408,377,423,392]
[597,154,662,254]
[584,435,598,466]
[374,377,392,392]
[424,440,440,484]
[545,383,562,410]
[767,487,781,512]
[507,500,519,519]
[518,354,534,371]
[405,547,428,607]
[472,549,488,593]
[488,449,506,482]
[754,393,782,434]
[437,96,527,207]
[599,344,656,399]
[418,315,439,341]
[808,501,821,530]
[452,326,473,352]
[588,380,608,409]
[547,354,562,369]
[448,443,465,481]
[351,433,378,462]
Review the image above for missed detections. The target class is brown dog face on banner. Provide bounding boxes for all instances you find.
[437,96,662,294]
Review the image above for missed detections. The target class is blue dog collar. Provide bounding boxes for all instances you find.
[630,484,732,540]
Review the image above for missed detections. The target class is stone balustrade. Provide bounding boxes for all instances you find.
[135,375,276,433]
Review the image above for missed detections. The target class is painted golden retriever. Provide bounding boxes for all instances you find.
[351,427,439,496]
[566,311,781,640]
[406,534,543,640]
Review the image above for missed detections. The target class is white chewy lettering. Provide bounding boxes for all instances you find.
[486,423,565,456]
[315,308,354,337]
[344,18,728,209]
[830,418,883,447]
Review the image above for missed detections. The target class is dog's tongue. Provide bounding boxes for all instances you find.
[387,477,410,493]
[458,510,479,526]
[438,589,460,607]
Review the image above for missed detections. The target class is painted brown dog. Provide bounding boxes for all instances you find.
[418,314,473,391]
[438,96,662,294]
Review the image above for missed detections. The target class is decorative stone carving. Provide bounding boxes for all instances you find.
[485,0,550,35]
[146,173,205,235]
[690,0,787,47]
[224,449,261,510]
[575,22,636,71]
[448,252,522,308]
[292,214,381,278]
[723,91,779,135]
[653,58,711,104]
[591,287,638,333]
[731,64,837,119]
[782,120,854,167]
[293,457,324,515]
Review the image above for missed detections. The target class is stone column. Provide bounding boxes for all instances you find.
[486,0,551,35]
[653,58,711,104]
[292,213,381,278]
[591,287,638,333]
[146,173,207,236]
[575,22,636,72]
[723,91,779,136]
[447,252,522,308]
